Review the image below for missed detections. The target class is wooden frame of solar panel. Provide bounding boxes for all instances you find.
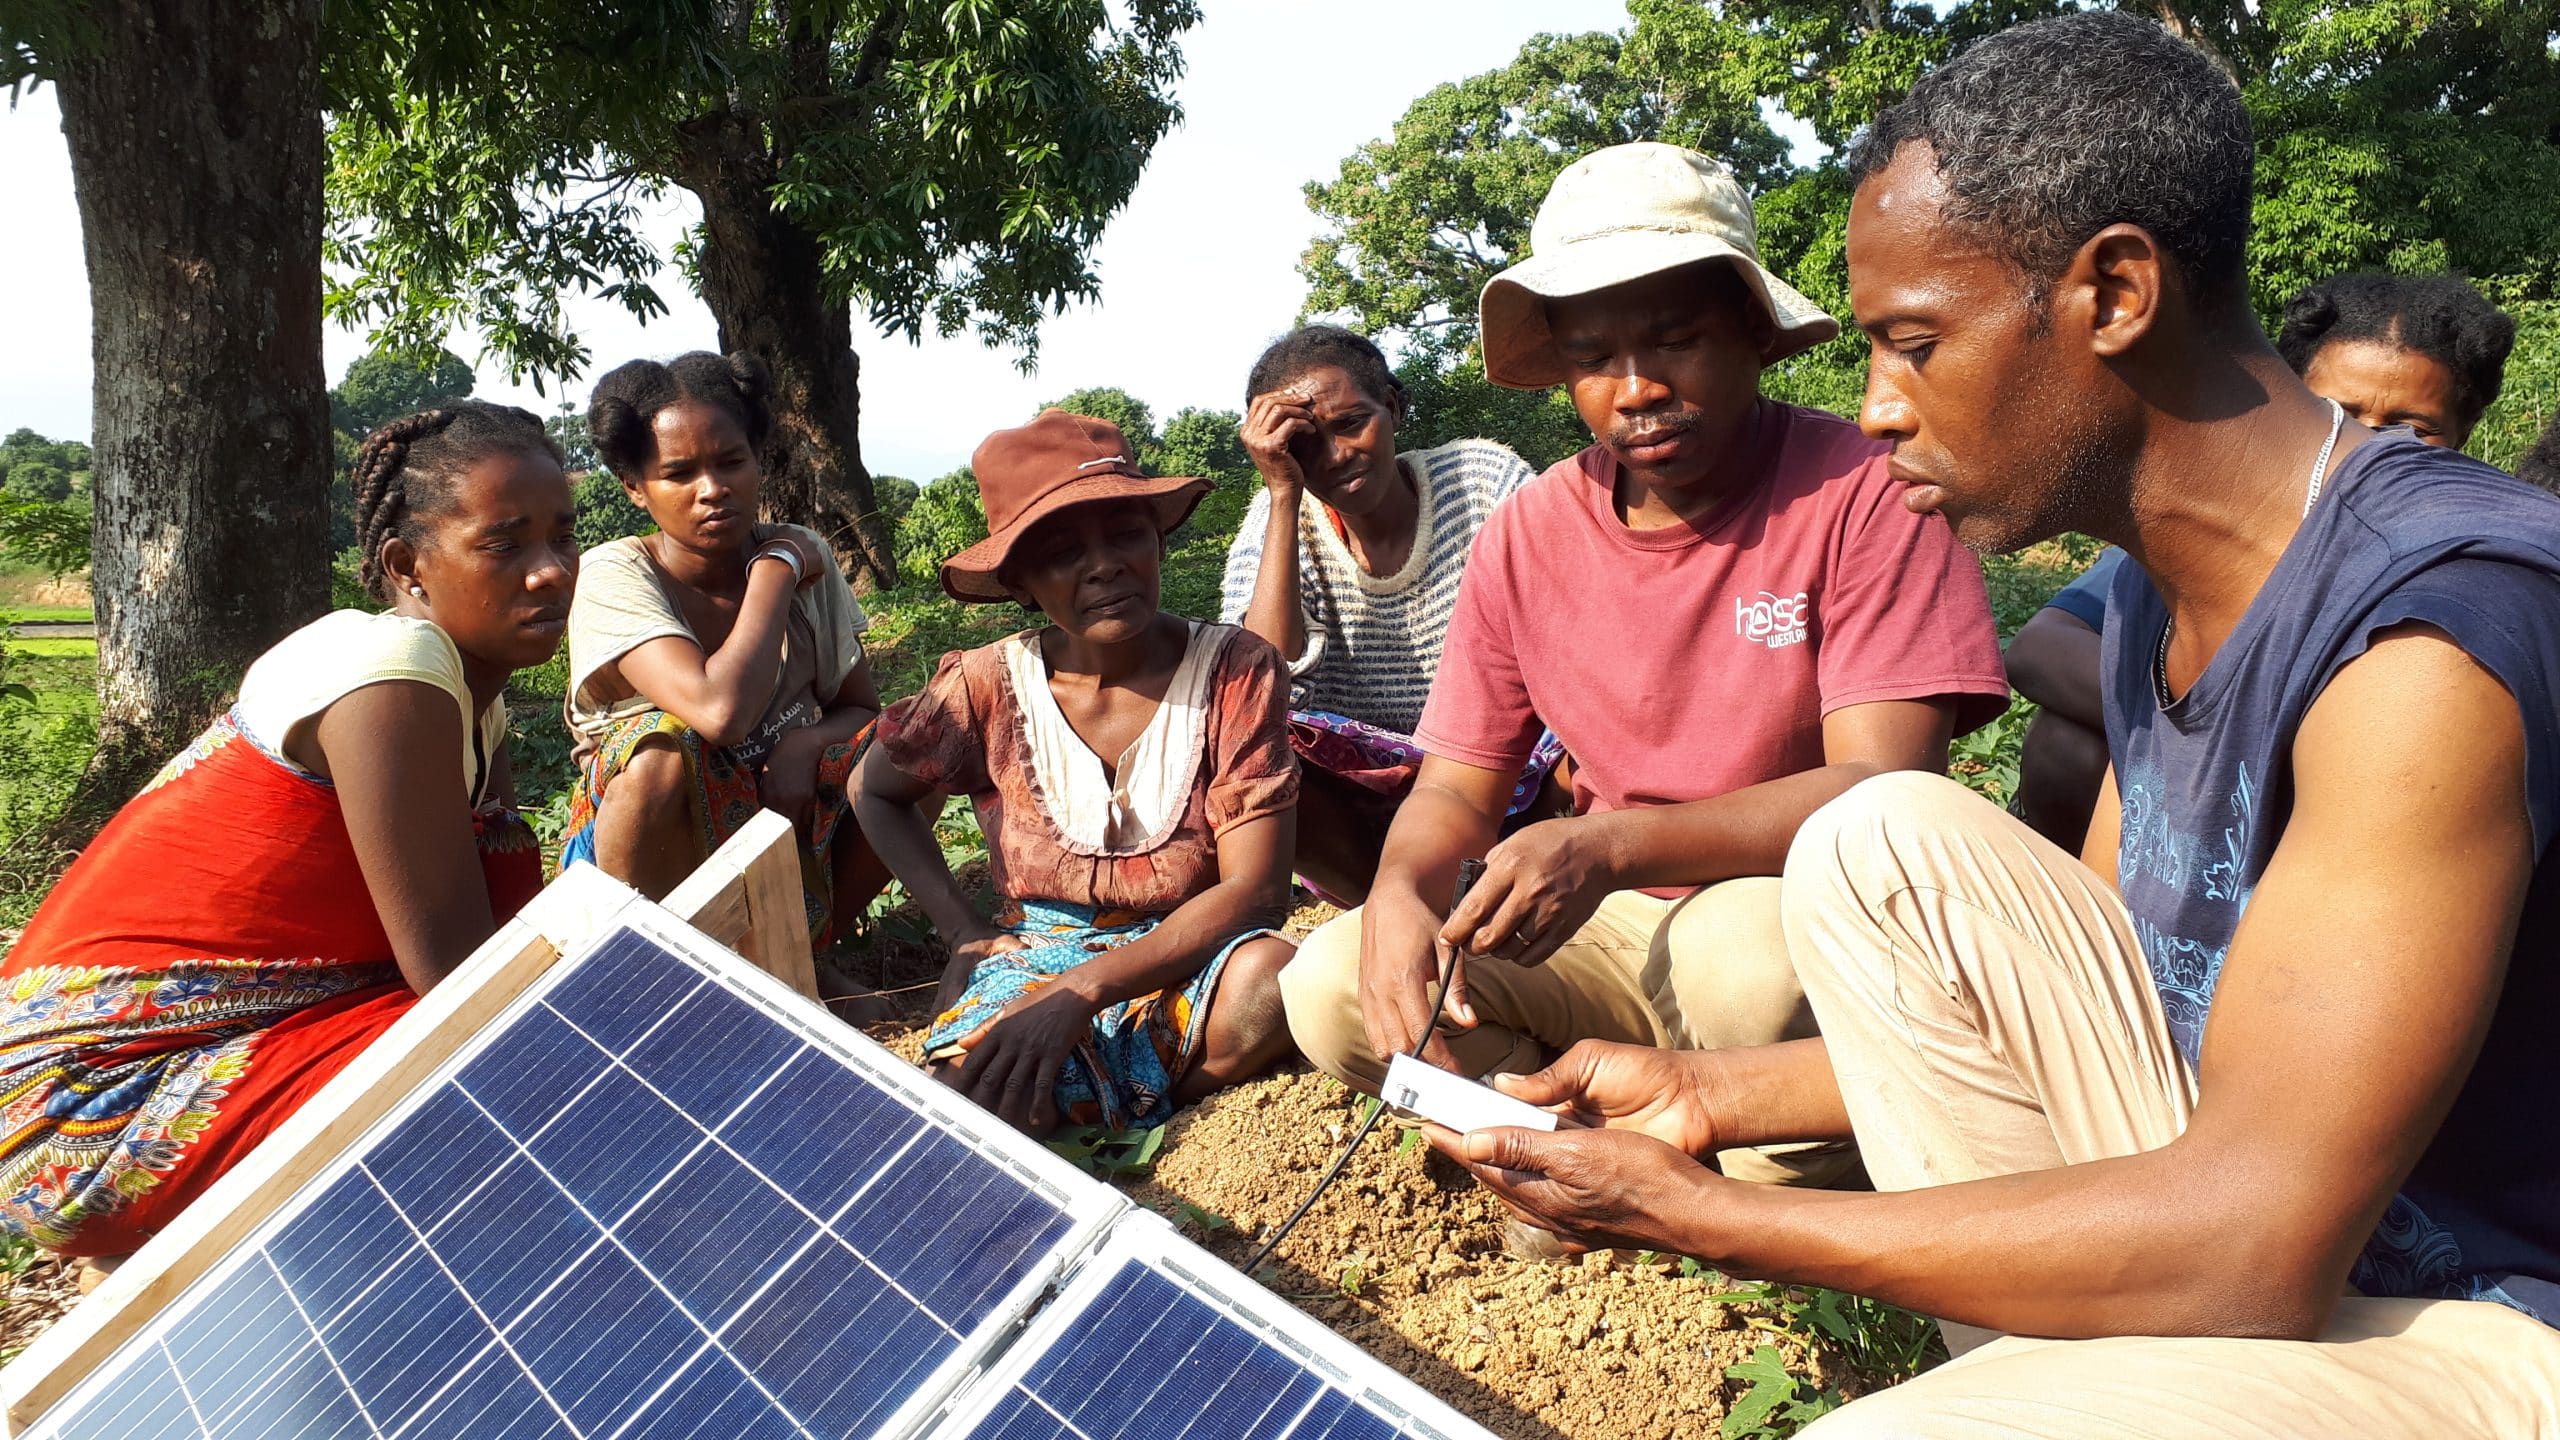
[5,825,1121,1434]
[0,811,810,1435]
[922,1212,1497,1440]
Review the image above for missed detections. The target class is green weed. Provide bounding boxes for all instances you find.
[1046,1124,1166,1180]
[1170,1201,1230,1234]
[1709,1279,1945,1393]
[1,639,95,659]
[1718,1343,1840,1439]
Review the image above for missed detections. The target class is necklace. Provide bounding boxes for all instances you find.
[2150,399,2346,710]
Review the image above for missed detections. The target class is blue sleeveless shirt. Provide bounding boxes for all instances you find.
[2104,434,2560,1325]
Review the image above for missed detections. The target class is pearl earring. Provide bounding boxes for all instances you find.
[408,586,425,598]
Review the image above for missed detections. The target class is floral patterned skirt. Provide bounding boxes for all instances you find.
[0,714,541,1254]
[560,709,871,947]
[922,899,1269,1131]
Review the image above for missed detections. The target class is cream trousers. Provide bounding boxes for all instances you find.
[1786,771,2560,1439]
[1280,875,1850,1185]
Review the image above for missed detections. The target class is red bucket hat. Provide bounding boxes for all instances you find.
[939,409,1211,604]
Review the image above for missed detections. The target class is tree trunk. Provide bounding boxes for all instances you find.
[675,116,900,591]
[52,0,332,804]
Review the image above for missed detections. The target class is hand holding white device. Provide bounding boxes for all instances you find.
[1382,1053,1558,1134]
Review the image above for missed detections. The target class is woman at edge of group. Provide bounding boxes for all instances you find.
[0,402,575,1261]
[857,409,1300,1138]
[2276,270,2517,453]
[560,352,896,1000]
[1218,325,1560,906]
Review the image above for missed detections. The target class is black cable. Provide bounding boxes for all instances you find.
[1243,860,1484,1275]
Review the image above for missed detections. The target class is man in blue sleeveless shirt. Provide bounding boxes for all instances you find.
[1425,12,2560,1432]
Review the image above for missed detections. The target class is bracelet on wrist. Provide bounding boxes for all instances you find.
[751,544,804,584]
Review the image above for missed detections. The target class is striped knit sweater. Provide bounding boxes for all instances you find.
[1218,438,1536,735]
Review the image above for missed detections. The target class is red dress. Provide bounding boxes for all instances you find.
[0,713,539,1255]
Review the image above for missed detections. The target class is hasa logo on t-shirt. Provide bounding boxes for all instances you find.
[1735,589,1811,649]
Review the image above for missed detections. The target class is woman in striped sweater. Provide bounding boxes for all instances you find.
[1219,326,1564,903]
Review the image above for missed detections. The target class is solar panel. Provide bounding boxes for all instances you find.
[925,1214,1495,1440]
[19,909,1120,1440]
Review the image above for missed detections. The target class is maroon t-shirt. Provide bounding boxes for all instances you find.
[1416,403,2009,894]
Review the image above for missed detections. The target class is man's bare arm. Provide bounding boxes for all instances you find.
[1360,755,1513,1068]
[1464,626,2529,1340]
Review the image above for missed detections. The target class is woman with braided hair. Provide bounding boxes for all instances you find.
[0,401,576,1257]
[562,351,896,982]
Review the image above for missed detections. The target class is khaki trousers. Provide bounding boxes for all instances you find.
[1785,771,2560,1439]
[1280,878,1850,1185]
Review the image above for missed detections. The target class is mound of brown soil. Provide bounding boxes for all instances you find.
[1129,1065,1823,1439]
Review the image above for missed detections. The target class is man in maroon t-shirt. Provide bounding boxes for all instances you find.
[1279,142,2008,1184]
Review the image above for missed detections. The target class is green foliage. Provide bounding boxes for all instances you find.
[1298,26,1790,350]
[330,343,476,437]
[1958,540,2102,806]
[896,469,991,588]
[0,431,88,475]
[1706,1279,1945,1434]
[1711,1278,1945,1400]
[872,476,921,526]
[505,649,577,851]
[1394,334,1587,468]
[2238,4,2560,320]
[0,495,91,578]
[2473,301,2560,472]
[0,432,95,577]
[1046,387,1158,447]
[1169,1200,1230,1234]
[1158,407,1256,545]
[1046,1124,1166,1180]
[573,470,654,552]
[330,546,380,613]
[546,402,600,474]
[0,2,102,95]
[0,643,100,875]
[1154,406,1248,481]
[1303,1,2560,437]
[322,343,480,551]
[322,0,1203,385]
[1718,1343,1838,1438]
[5,461,68,504]
[1157,530,1230,623]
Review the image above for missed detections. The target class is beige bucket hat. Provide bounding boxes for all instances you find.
[1478,142,1840,390]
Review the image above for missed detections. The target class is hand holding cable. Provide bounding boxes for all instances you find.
[1245,860,1485,1272]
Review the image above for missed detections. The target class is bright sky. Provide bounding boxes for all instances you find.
[0,1,1631,481]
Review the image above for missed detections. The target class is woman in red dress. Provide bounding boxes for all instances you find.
[0,401,577,1256]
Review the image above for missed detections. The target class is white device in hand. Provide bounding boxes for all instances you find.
[1382,1053,1559,1134]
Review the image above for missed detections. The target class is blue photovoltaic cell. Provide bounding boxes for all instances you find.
[960,1262,1407,1440]
[28,924,1078,1440]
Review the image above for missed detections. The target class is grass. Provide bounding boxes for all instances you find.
[4,639,95,660]
[2,607,92,625]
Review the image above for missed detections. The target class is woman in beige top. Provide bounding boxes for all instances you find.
[561,352,889,956]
